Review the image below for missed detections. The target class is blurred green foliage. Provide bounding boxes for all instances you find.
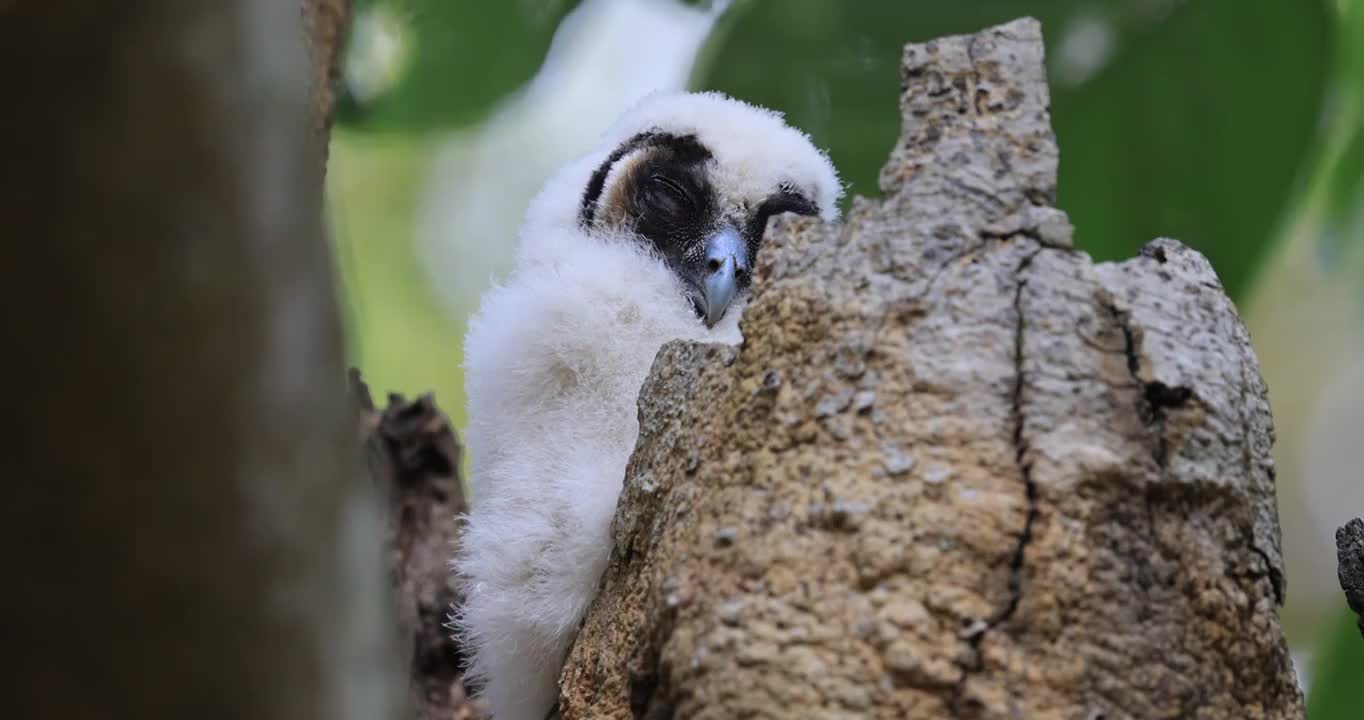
[1292,8,1364,706]
[340,1,1336,297]
[1316,0,1364,276]
[338,0,577,131]
[1308,608,1364,719]
[332,1,587,428]
[328,133,472,425]
[697,0,1330,300]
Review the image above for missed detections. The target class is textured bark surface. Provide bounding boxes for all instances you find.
[1339,518,1364,639]
[2,2,392,718]
[560,18,1301,720]
[352,372,486,719]
[301,0,350,164]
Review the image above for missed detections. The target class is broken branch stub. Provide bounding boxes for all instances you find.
[351,371,485,720]
[559,17,1301,719]
[1339,518,1364,639]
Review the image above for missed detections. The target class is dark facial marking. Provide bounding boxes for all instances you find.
[629,153,717,275]
[578,131,713,228]
[629,168,820,323]
[742,185,819,262]
[581,131,821,324]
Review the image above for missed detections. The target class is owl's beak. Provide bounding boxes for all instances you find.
[698,226,747,328]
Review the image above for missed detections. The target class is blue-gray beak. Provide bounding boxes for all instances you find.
[698,226,747,328]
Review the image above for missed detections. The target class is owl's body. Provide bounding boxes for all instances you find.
[455,92,840,720]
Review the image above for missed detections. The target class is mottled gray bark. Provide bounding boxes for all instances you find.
[1338,518,1364,639]
[560,18,1300,719]
[2,2,395,718]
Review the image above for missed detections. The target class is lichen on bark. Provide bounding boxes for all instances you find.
[558,17,1301,720]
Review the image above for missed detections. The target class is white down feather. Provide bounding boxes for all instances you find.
[454,91,840,720]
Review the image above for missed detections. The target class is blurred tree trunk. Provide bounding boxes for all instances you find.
[559,18,1303,719]
[0,2,399,719]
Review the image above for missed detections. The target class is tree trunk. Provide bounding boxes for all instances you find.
[559,18,1301,720]
[1,2,397,719]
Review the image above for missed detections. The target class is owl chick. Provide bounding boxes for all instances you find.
[454,91,841,720]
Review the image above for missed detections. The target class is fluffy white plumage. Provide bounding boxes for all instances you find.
[454,91,841,720]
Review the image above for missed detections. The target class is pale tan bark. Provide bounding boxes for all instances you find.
[559,18,1301,720]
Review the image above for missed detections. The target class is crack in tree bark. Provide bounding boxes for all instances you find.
[1105,282,1288,607]
[949,244,1042,715]
[1001,247,1043,626]
[1251,544,1286,606]
[1106,299,1179,470]
[1235,364,1288,606]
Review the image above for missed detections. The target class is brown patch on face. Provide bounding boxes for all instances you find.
[594,149,653,230]
[578,131,714,229]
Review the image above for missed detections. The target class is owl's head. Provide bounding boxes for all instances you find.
[566,92,842,327]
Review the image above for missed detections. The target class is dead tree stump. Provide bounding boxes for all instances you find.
[558,17,1301,720]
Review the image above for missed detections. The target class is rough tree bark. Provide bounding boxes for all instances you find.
[559,18,1301,719]
[302,0,350,164]
[352,373,485,719]
[2,2,396,719]
[1338,518,1364,639]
